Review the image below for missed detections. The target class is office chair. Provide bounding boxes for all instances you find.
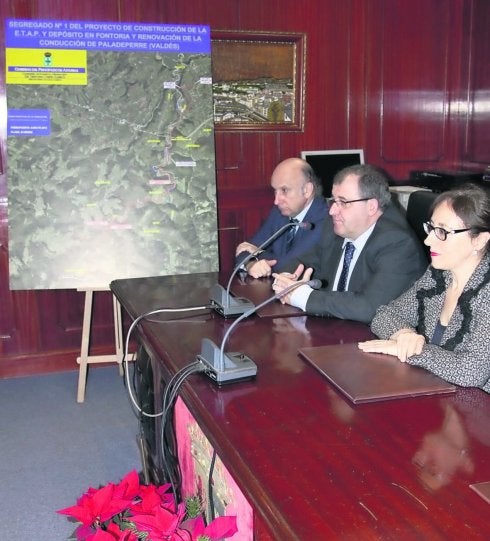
[405,190,439,258]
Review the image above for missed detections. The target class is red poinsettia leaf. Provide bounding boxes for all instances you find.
[156,483,173,499]
[105,521,139,541]
[113,470,140,501]
[57,502,94,525]
[58,483,128,526]
[182,515,205,536]
[74,523,96,541]
[93,486,129,523]
[86,529,117,541]
[117,531,140,541]
[202,515,238,540]
[183,514,238,540]
[130,485,163,514]
[131,502,185,536]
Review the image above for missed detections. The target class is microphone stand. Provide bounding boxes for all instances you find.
[210,221,309,318]
[199,278,320,385]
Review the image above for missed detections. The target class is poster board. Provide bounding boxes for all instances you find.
[5,19,218,289]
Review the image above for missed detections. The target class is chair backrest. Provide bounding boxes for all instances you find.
[406,190,439,255]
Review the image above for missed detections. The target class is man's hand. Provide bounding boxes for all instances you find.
[246,259,277,278]
[236,241,259,256]
[271,264,313,304]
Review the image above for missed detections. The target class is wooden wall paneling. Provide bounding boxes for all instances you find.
[5,0,120,20]
[364,0,468,181]
[374,0,451,174]
[294,1,356,152]
[465,0,490,165]
[437,0,468,171]
[0,3,10,355]
[10,290,42,353]
[0,242,14,350]
[118,0,238,29]
[2,0,490,377]
[35,288,122,353]
[215,131,280,191]
[217,223,241,273]
[1,0,132,375]
[214,132,246,183]
[236,0,310,32]
[347,0,369,156]
[37,289,84,350]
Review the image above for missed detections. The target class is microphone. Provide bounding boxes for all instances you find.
[210,221,314,318]
[199,278,321,384]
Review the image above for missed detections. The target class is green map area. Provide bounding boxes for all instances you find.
[7,50,218,289]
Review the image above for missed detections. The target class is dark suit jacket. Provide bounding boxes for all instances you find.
[279,204,427,323]
[236,196,328,271]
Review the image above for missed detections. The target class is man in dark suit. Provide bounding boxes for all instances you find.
[235,157,328,278]
[272,164,427,323]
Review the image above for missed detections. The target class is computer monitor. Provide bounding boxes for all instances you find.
[301,149,365,197]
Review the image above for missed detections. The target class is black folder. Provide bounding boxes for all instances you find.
[299,343,456,403]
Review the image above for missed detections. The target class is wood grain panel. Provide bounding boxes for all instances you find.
[465,0,490,164]
[377,1,449,163]
[1,0,489,376]
[0,243,14,346]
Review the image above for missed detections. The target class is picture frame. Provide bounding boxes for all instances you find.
[211,30,306,132]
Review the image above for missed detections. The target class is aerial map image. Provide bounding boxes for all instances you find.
[211,38,296,125]
[6,20,218,290]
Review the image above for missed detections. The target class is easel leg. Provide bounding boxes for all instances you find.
[77,290,94,403]
[113,295,124,376]
[76,289,132,402]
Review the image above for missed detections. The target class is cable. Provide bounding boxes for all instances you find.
[207,449,217,521]
[120,303,209,499]
[122,304,210,418]
[159,360,205,502]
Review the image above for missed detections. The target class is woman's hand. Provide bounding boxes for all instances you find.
[358,339,399,357]
[358,329,425,362]
[392,331,425,362]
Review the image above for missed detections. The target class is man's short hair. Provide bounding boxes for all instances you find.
[300,160,322,196]
[333,164,392,210]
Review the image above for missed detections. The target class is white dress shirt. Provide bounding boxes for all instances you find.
[289,222,377,311]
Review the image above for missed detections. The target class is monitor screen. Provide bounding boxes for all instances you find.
[301,149,365,197]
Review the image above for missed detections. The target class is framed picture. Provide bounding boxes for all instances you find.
[211,30,306,132]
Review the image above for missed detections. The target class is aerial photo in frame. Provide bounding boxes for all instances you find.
[211,30,305,131]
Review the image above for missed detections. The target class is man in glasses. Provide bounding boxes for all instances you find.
[272,164,427,323]
[235,157,328,278]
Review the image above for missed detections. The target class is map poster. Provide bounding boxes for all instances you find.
[5,19,218,290]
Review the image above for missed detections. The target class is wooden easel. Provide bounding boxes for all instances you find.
[76,288,129,403]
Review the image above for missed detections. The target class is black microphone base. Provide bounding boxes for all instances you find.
[197,338,257,385]
[209,283,255,318]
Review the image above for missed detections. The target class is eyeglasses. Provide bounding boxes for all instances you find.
[327,197,371,209]
[423,221,471,241]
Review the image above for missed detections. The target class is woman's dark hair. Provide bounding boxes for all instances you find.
[431,183,490,252]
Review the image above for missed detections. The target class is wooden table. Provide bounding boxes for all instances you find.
[111,273,490,540]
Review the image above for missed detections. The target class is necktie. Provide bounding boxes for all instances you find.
[285,218,299,252]
[337,242,355,292]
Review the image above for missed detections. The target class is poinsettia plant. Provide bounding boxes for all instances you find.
[57,470,238,541]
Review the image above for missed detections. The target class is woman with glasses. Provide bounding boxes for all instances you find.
[358,184,490,392]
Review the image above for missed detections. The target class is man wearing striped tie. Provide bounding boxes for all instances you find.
[272,164,427,323]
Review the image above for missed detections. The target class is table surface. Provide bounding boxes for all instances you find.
[111,272,490,540]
